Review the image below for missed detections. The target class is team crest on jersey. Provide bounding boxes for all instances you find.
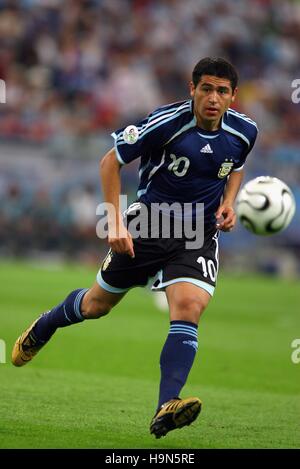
[102,250,113,271]
[218,159,234,178]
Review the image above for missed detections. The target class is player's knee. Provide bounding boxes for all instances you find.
[174,295,207,322]
[84,297,112,319]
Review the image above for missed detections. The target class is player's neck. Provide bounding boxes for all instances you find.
[195,116,221,132]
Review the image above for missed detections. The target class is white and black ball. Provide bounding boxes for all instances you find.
[236,176,296,235]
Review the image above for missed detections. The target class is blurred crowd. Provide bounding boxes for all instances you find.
[0,0,299,272]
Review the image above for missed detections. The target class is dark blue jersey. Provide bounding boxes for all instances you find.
[112,100,258,224]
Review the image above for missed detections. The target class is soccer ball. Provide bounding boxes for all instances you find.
[236,176,296,235]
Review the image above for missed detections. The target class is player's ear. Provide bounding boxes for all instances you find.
[231,87,238,103]
[189,81,195,98]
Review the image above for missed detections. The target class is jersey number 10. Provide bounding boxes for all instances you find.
[168,154,190,177]
[197,256,217,282]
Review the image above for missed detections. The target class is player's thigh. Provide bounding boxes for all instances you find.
[166,282,211,325]
[82,282,126,318]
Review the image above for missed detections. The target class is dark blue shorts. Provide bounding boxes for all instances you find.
[97,203,219,296]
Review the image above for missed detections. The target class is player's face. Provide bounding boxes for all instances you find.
[190,75,237,130]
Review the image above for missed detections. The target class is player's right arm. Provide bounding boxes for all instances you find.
[102,102,189,256]
[99,148,135,258]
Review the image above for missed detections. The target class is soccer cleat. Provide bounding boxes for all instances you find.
[150,397,202,439]
[12,318,45,367]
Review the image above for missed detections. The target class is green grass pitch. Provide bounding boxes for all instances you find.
[0,261,299,448]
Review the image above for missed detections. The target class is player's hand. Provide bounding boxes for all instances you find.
[108,223,135,258]
[215,205,236,232]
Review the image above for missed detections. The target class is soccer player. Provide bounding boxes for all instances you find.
[12,57,258,439]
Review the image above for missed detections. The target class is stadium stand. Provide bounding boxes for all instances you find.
[0,0,299,275]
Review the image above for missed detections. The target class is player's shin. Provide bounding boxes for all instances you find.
[157,320,198,409]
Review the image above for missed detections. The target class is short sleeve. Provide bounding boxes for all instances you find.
[111,113,167,165]
[233,125,258,172]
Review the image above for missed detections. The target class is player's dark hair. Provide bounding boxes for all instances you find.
[192,57,238,91]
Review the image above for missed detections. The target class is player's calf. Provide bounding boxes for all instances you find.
[81,296,112,319]
[81,282,126,319]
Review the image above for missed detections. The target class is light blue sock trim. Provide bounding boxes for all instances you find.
[169,322,198,339]
[170,325,198,333]
[74,288,88,320]
[169,331,198,339]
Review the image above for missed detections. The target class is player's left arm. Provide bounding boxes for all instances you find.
[216,169,245,232]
